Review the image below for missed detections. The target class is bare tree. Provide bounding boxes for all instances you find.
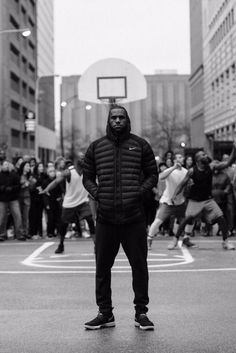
[63,126,105,161]
[141,110,190,156]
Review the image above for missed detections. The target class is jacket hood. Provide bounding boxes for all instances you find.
[106,105,131,142]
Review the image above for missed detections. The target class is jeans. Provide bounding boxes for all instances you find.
[0,200,23,239]
[19,196,30,236]
[95,221,149,315]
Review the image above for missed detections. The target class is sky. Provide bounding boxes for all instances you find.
[54,0,190,77]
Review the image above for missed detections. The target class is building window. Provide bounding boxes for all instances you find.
[22,106,27,121]
[9,15,19,30]
[11,129,20,148]
[10,43,20,66]
[21,6,27,25]
[11,100,20,120]
[10,72,20,93]
[29,135,35,149]
[22,81,27,98]
[28,40,35,58]
[22,132,28,148]
[28,16,35,28]
[29,87,35,103]
[28,63,35,80]
[22,56,27,73]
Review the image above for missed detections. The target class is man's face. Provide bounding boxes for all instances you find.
[109,108,128,133]
[197,151,209,164]
[175,154,184,165]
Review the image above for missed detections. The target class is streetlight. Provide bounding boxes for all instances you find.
[60,100,92,111]
[0,28,31,37]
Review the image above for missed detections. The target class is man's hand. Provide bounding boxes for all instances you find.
[39,189,50,196]
[174,162,182,169]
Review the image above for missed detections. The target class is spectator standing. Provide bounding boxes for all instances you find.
[18,161,33,238]
[29,162,46,239]
[0,160,25,241]
[184,155,194,170]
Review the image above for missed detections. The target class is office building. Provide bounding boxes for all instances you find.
[0,0,56,163]
[0,0,37,160]
[189,0,205,149]
[202,0,236,156]
[37,0,56,163]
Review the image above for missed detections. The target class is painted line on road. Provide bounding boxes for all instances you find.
[21,242,55,266]
[35,258,182,263]
[20,242,194,271]
[1,268,236,274]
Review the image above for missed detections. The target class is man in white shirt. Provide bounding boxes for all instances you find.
[147,153,194,249]
[41,159,95,254]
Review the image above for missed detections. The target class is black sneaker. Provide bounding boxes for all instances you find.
[84,312,115,330]
[182,237,197,248]
[17,235,26,241]
[135,313,154,331]
[55,243,64,254]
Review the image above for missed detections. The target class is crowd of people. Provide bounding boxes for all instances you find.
[0,154,96,252]
[1,147,236,249]
[147,147,236,251]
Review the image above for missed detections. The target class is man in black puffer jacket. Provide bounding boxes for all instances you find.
[83,105,158,331]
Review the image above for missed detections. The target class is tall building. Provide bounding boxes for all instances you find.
[37,0,56,163]
[202,0,236,157]
[189,0,205,149]
[0,0,37,160]
[0,0,56,163]
[60,73,190,158]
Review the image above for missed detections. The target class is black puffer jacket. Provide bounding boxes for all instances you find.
[83,108,158,224]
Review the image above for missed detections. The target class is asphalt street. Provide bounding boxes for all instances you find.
[0,236,236,353]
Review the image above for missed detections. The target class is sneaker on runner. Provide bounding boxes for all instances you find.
[167,237,178,250]
[222,240,235,250]
[135,313,154,331]
[147,236,153,250]
[182,236,197,248]
[84,312,115,330]
[55,243,64,254]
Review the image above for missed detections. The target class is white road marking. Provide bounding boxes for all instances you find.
[21,242,194,272]
[21,242,55,266]
[1,268,236,274]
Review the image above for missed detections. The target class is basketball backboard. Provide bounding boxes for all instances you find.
[78,58,147,104]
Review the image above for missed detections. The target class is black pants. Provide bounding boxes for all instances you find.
[95,221,149,315]
[46,201,61,236]
[29,199,43,236]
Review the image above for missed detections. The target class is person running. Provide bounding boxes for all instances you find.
[40,159,95,254]
[147,153,192,249]
[83,105,158,331]
[168,144,236,251]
